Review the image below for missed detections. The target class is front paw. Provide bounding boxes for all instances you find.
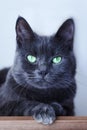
[32,103,56,125]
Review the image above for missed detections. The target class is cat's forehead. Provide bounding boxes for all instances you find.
[33,36,57,55]
[22,35,62,57]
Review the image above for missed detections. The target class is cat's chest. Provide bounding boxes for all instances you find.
[9,84,71,103]
[24,88,69,103]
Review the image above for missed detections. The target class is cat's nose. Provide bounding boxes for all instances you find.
[38,70,47,78]
[38,64,47,78]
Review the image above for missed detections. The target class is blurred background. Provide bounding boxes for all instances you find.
[0,0,87,115]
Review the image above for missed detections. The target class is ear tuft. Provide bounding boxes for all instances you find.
[16,16,34,45]
[55,18,75,41]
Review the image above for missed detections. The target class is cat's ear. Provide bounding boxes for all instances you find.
[55,19,75,42]
[16,16,34,46]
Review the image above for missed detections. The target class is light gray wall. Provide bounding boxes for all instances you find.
[0,0,87,115]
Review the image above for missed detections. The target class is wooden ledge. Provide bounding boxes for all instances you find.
[0,116,87,130]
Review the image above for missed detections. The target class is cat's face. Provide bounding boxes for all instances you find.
[12,17,76,89]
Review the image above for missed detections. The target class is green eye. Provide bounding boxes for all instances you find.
[52,56,62,64]
[27,55,36,63]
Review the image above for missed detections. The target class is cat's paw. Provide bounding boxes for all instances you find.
[32,103,56,125]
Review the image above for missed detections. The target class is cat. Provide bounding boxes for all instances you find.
[0,17,76,125]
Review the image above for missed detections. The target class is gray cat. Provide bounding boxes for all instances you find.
[0,17,76,124]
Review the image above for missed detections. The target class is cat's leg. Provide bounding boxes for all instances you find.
[31,103,56,125]
[14,101,56,124]
[14,102,56,124]
[50,100,74,116]
[31,101,74,124]
[0,100,56,124]
[50,102,66,116]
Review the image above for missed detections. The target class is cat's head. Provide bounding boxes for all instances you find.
[12,16,76,89]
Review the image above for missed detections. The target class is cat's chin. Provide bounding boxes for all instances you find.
[31,84,52,89]
[27,80,53,89]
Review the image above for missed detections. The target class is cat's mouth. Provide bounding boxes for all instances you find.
[32,78,53,89]
[26,77,52,89]
[26,74,54,89]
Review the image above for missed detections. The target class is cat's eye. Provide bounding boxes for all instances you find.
[27,55,36,63]
[52,56,62,64]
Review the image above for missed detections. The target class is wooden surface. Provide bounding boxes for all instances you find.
[0,116,86,130]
